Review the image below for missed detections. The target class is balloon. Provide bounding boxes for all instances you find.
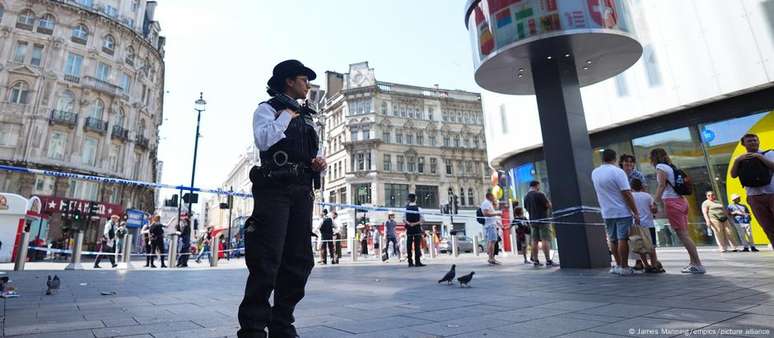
[492,186,503,200]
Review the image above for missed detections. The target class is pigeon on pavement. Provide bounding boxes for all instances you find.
[438,264,456,285]
[457,271,475,288]
[46,275,60,295]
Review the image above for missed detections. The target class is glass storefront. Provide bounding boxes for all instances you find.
[505,110,772,247]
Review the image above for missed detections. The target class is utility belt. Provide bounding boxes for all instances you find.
[251,151,313,186]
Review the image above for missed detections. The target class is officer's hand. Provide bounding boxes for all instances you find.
[311,156,327,172]
[278,108,300,119]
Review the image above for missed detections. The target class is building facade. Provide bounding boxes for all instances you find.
[203,144,258,239]
[0,0,165,247]
[480,0,774,247]
[321,62,489,236]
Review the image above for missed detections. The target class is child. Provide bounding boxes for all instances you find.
[631,179,664,273]
[511,207,530,264]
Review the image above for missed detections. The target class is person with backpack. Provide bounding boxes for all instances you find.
[480,191,502,265]
[730,133,774,247]
[650,148,705,274]
[94,215,119,268]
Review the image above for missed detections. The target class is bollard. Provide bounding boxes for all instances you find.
[451,236,459,257]
[429,235,436,259]
[510,231,518,256]
[168,233,179,268]
[350,237,358,262]
[65,231,85,270]
[210,238,219,267]
[14,232,30,271]
[473,235,480,257]
[119,234,134,269]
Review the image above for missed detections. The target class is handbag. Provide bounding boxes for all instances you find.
[629,225,653,255]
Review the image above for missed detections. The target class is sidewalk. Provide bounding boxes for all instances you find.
[2,249,773,337]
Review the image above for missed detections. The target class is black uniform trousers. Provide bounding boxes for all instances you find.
[320,232,335,263]
[237,180,314,338]
[94,242,115,267]
[150,239,166,267]
[334,233,342,259]
[406,232,423,264]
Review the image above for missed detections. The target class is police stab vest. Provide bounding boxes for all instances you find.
[259,98,319,179]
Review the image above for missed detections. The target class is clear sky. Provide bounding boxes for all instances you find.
[154,0,482,204]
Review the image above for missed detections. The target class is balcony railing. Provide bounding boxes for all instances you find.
[83,76,122,97]
[84,117,108,134]
[111,125,129,141]
[64,74,80,84]
[49,110,78,127]
[135,135,149,149]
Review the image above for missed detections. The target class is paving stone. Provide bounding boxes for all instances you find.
[410,316,514,336]
[6,329,98,338]
[644,308,743,323]
[582,303,667,318]
[325,316,430,334]
[296,325,355,338]
[91,321,201,338]
[491,316,608,337]
[5,320,105,336]
[587,317,710,337]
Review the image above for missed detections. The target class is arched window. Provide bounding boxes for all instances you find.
[72,24,89,44]
[56,91,75,112]
[37,14,55,34]
[8,82,29,104]
[89,99,104,120]
[16,9,35,29]
[468,188,474,206]
[102,35,115,54]
[459,187,465,206]
[125,46,135,65]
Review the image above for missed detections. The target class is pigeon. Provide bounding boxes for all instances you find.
[457,271,475,288]
[46,275,60,295]
[438,264,456,285]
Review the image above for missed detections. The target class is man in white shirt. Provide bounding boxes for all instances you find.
[480,191,502,265]
[591,149,640,276]
[94,215,119,269]
[730,133,774,247]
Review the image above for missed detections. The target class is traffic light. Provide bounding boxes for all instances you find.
[227,195,233,209]
[61,200,70,219]
[183,193,198,204]
[165,194,179,207]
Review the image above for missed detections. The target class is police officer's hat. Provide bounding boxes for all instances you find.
[267,59,317,91]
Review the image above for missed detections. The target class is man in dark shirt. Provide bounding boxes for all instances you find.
[404,193,425,267]
[523,181,554,266]
[149,215,167,268]
[384,211,399,258]
[319,209,336,264]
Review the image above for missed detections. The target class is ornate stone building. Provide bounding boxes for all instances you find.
[321,62,489,235]
[0,0,165,245]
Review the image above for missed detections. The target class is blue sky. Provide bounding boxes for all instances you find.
[154,0,481,203]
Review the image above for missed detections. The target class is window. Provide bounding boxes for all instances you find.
[0,5,4,22]
[137,119,146,138]
[406,133,413,145]
[30,44,43,66]
[56,91,74,112]
[361,128,369,140]
[103,35,115,54]
[108,143,121,171]
[339,187,347,205]
[429,135,436,146]
[32,175,55,195]
[77,0,94,7]
[416,185,439,209]
[614,74,628,96]
[384,184,409,207]
[119,72,131,93]
[64,53,83,76]
[125,46,135,65]
[468,188,475,206]
[89,100,104,119]
[445,159,453,175]
[105,5,118,17]
[353,183,371,204]
[47,131,67,160]
[383,154,391,171]
[382,128,391,142]
[407,156,416,172]
[417,134,424,145]
[418,157,425,173]
[396,133,403,144]
[458,160,465,176]
[68,180,99,201]
[96,62,111,81]
[13,41,28,63]
[465,162,473,176]
[9,82,29,104]
[131,0,140,11]
[428,107,434,120]
[443,136,450,147]
[329,191,336,204]
[454,136,460,148]
[396,155,405,172]
[81,136,98,166]
[430,158,437,174]
[72,24,89,43]
[0,125,17,146]
[37,14,55,33]
[351,129,358,142]
[17,9,34,29]
[366,152,372,170]
[356,153,364,171]
[113,109,125,128]
[381,102,388,114]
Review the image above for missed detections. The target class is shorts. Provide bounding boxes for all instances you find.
[664,198,689,231]
[530,225,552,242]
[484,226,498,242]
[605,217,632,242]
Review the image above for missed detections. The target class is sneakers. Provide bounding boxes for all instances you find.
[609,266,620,274]
[618,267,634,276]
[742,247,750,252]
[533,261,543,267]
[681,265,706,274]
[751,246,759,252]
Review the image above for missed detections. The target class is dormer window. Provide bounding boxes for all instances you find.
[72,24,88,44]
[37,14,55,34]
[103,35,115,55]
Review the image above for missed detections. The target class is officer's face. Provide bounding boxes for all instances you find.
[286,76,310,99]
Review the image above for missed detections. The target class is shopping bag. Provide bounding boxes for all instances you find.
[629,225,653,255]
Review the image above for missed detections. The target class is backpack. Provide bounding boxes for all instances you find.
[666,164,692,196]
[737,151,773,188]
[476,208,486,225]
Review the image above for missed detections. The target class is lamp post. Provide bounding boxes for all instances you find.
[189,93,206,229]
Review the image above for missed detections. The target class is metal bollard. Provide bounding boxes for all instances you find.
[510,231,518,256]
[429,235,436,259]
[65,231,85,270]
[168,234,178,268]
[451,236,459,257]
[473,235,480,256]
[210,238,219,267]
[14,232,30,271]
[120,234,134,269]
[350,237,358,262]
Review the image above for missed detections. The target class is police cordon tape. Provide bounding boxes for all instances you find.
[27,246,245,257]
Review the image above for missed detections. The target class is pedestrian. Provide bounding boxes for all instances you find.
[332,212,343,261]
[116,221,127,258]
[591,149,640,276]
[149,215,167,268]
[177,216,192,267]
[730,133,774,247]
[480,191,502,265]
[360,225,369,256]
[432,225,440,257]
[404,193,425,267]
[619,154,647,187]
[319,209,335,264]
[141,222,152,267]
[650,148,705,273]
[384,211,399,258]
[94,215,119,268]
[727,194,758,252]
[630,178,664,273]
[195,226,212,264]
[702,191,741,252]
[523,181,554,267]
[511,207,529,264]
[238,59,326,338]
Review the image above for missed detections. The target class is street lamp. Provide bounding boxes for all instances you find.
[189,92,206,231]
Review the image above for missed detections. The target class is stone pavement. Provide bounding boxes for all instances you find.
[2,248,774,338]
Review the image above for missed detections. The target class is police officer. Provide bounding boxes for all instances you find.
[238,60,326,338]
[405,193,425,267]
